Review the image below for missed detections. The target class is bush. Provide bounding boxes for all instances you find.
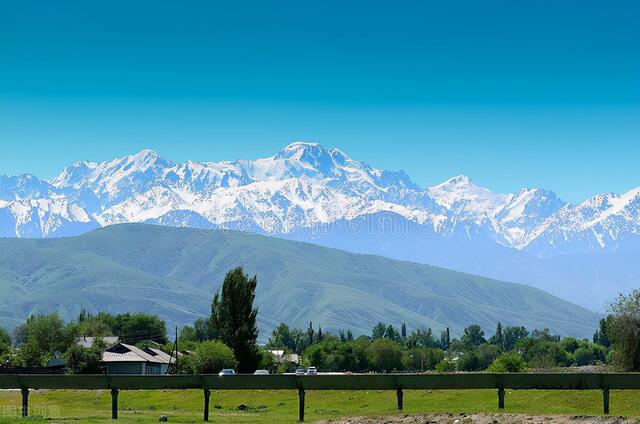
[435,359,456,372]
[367,338,403,372]
[574,347,594,366]
[183,341,237,374]
[457,351,481,371]
[488,353,526,372]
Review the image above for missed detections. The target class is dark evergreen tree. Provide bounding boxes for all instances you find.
[317,326,324,342]
[307,321,315,346]
[385,324,400,342]
[346,329,354,341]
[439,327,451,350]
[490,322,504,350]
[339,330,346,342]
[210,267,260,373]
[401,322,407,338]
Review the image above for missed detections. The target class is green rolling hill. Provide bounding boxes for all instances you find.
[0,224,599,339]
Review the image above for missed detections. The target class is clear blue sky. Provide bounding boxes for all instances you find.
[0,0,638,202]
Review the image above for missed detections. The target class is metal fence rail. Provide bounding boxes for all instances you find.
[1,373,639,421]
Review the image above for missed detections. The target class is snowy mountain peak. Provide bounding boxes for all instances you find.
[428,175,510,218]
[0,143,638,259]
[275,141,323,160]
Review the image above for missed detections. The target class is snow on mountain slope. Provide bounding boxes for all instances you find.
[524,189,640,257]
[1,142,639,259]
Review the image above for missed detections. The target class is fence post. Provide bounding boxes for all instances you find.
[298,388,305,422]
[111,388,119,420]
[204,389,211,421]
[603,389,610,415]
[21,388,28,417]
[498,388,505,410]
[396,387,404,410]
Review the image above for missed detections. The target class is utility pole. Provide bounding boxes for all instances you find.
[175,325,179,373]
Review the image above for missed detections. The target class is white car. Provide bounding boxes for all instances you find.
[218,369,236,376]
[253,369,269,375]
[295,368,306,376]
[306,366,318,375]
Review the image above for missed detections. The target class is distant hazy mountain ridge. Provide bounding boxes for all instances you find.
[0,224,600,339]
[2,142,639,259]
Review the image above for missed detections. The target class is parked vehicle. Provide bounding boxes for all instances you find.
[306,366,318,375]
[253,369,269,375]
[218,369,236,376]
[295,368,306,376]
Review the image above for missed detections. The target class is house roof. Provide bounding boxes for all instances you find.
[77,336,119,348]
[102,343,175,364]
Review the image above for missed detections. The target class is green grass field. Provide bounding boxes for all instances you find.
[1,389,639,423]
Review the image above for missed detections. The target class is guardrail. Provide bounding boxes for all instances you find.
[1,373,639,421]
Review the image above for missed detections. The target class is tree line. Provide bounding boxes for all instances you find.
[1,269,639,374]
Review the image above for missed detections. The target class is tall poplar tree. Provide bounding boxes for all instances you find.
[211,267,260,373]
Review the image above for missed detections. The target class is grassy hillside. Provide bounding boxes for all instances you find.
[0,224,599,338]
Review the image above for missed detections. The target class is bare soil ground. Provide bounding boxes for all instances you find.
[319,414,640,424]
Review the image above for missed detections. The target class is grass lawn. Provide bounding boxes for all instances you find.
[0,389,639,423]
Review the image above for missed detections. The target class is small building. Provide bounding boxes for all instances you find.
[102,343,175,375]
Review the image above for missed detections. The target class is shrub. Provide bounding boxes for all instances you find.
[435,359,456,372]
[457,351,481,371]
[488,353,526,372]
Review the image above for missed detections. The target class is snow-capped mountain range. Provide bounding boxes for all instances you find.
[1,142,638,258]
[2,142,639,310]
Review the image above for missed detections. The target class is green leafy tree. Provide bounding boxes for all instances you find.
[0,327,11,352]
[183,340,237,374]
[193,317,217,341]
[516,338,572,369]
[64,339,106,374]
[502,326,529,351]
[560,337,581,354]
[404,347,445,371]
[406,327,435,349]
[460,325,486,350]
[210,267,260,373]
[607,290,640,371]
[112,313,168,344]
[532,328,560,342]
[593,317,612,348]
[13,314,77,366]
[179,325,197,343]
[267,323,305,353]
[367,338,402,372]
[371,322,386,339]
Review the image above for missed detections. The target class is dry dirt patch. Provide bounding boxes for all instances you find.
[318,414,640,424]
